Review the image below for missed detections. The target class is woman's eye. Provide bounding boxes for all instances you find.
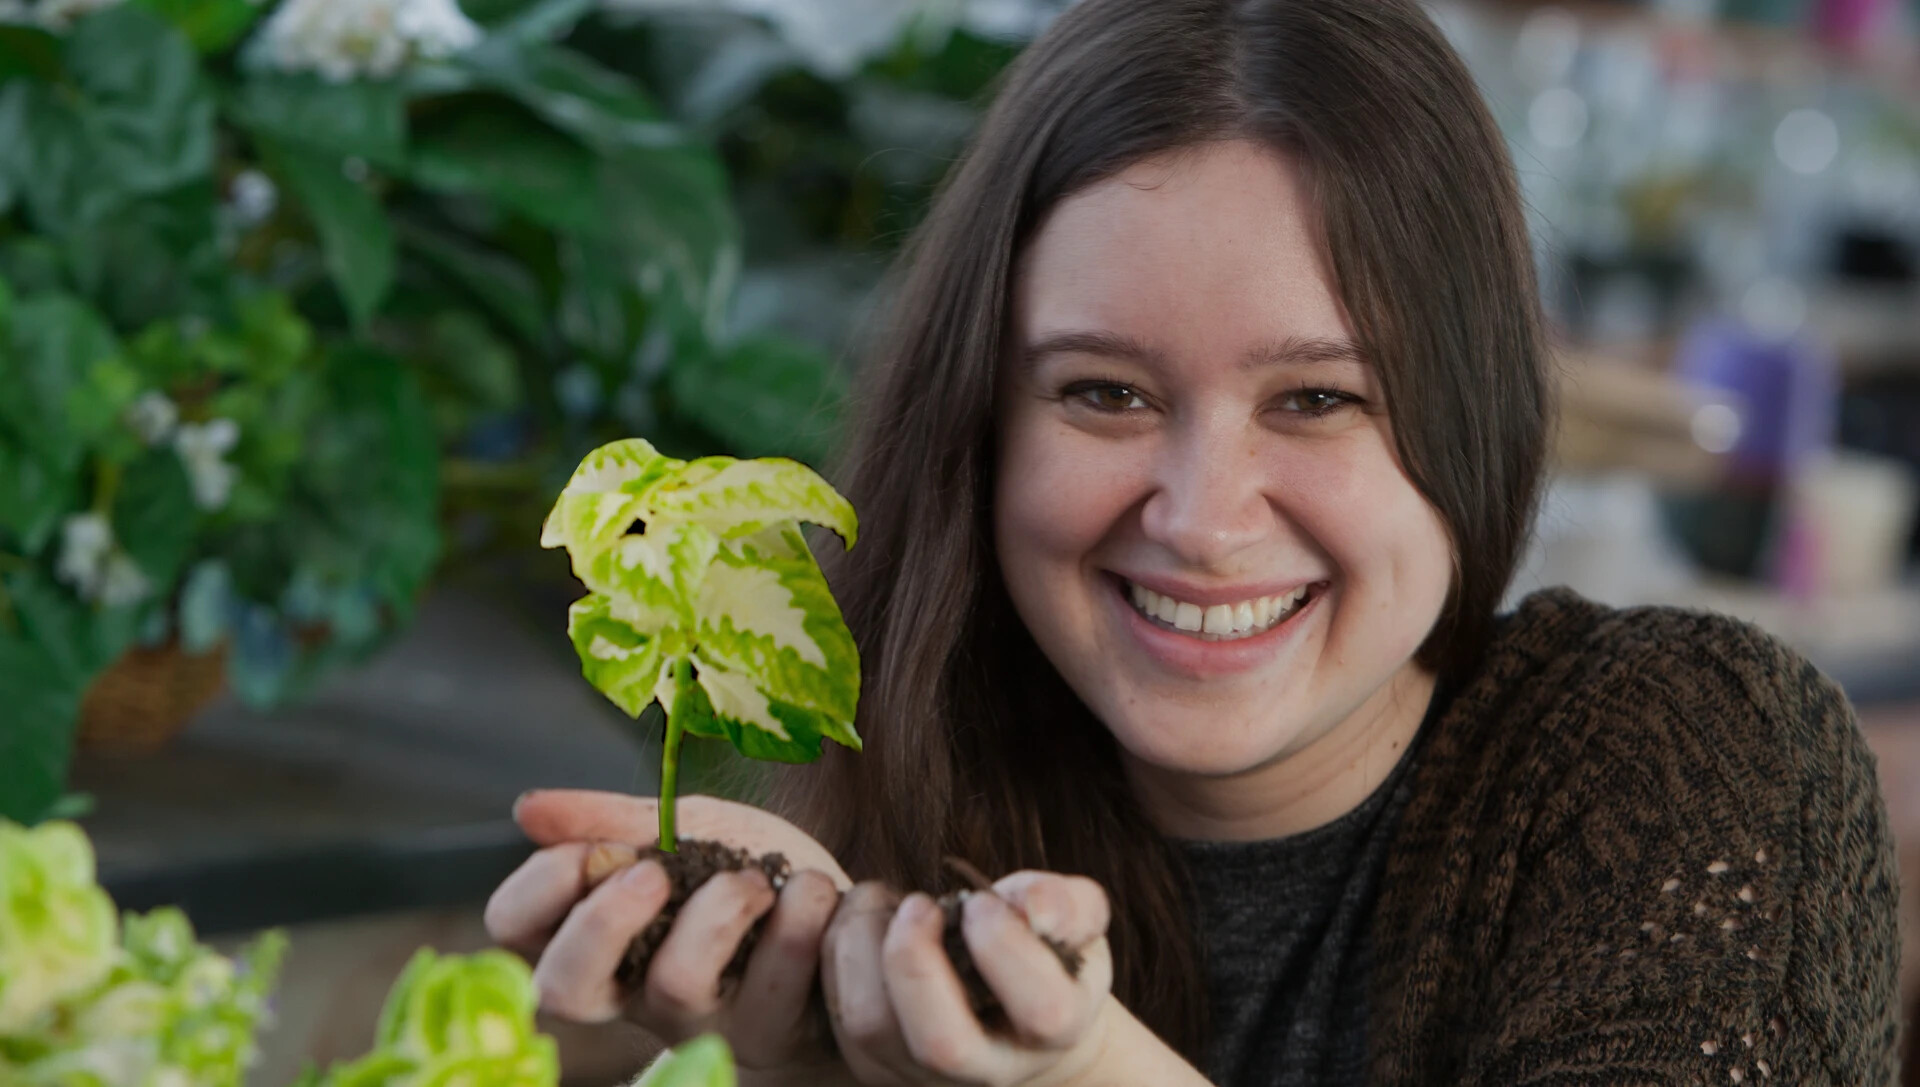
[1065,382,1148,412]
[1280,387,1356,417]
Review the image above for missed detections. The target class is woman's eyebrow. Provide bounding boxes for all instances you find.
[1017,329,1369,371]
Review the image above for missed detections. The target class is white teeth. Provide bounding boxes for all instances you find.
[1173,602,1203,632]
[1124,581,1314,641]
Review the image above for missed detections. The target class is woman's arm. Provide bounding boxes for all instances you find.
[1450,632,1900,1085]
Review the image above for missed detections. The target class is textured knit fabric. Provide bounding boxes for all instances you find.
[1357,588,1902,1086]
[1172,703,1426,1087]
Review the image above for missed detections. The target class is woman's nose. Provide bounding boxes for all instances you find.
[1138,423,1270,569]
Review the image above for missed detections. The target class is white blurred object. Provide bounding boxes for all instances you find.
[604,0,920,76]
[1774,108,1841,176]
[30,0,123,29]
[1789,451,1919,596]
[1508,473,1699,609]
[253,0,482,82]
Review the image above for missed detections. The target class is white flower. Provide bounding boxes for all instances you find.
[32,0,125,30]
[57,512,115,597]
[254,0,483,82]
[98,553,154,609]
[227,169,278,226]
[124,391,180,447]
[174,418,241,512]
[604,0,922,77]
[56,513,152,606]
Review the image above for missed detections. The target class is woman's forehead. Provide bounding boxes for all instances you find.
[1011,141,1354,364]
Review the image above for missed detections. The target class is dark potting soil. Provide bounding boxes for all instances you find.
[580,841,1082,1040]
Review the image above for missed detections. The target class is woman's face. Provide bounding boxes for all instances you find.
[993,139,1453,836]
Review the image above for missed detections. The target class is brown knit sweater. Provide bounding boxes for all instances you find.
[1368,588,1902,1085]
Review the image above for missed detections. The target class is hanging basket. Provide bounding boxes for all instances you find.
[76,642,229,755]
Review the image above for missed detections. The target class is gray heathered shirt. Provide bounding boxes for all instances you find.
[1169,714,1429,1087]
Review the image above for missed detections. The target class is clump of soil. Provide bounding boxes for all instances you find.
[580,843,1084,1039]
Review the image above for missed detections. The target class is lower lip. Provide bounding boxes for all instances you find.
[1109,575,1322,679]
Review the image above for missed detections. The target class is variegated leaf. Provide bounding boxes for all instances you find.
[643,458,857,547]
[540,438,681,564]
[691,524,859,750]
[567,594,671,718]
[579,521,721,626]
[685,651,845,762]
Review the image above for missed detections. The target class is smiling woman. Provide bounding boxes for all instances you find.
[490,0,1901,1084]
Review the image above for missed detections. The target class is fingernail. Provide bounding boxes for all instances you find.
[966,891,1008,924]
[902,893,938,924]
[512,790,539,819]
[620,860,664,892]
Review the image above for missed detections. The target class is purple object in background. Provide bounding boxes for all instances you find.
[1674,317,1838,482]
[1811,0,1890,50]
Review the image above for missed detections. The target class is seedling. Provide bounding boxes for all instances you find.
[541,438,862,853]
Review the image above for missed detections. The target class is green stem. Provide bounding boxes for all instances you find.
[93,457,122,516]
[659,656,691,853]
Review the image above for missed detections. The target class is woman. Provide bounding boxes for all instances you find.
[487,0,1902,1083]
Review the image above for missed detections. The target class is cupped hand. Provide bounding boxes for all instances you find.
[822,870,1117,1087]
[484,790,852,1077]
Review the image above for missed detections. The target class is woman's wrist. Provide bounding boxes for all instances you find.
[1051,996,1213,1087]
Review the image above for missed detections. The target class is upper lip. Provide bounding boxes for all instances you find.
[1111,571,1325,608]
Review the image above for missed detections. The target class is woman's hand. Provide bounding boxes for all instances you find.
[484,790,852,1079]
[822,871,1117,1087]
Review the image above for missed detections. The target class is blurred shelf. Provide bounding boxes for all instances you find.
[75,588,650,936]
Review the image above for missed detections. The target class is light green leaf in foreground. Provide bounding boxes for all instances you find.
[644,457,856,547]
[0,820,119,1035]
[539,437,679,563]
[565,594,672,719]
[632,1033,736,1087]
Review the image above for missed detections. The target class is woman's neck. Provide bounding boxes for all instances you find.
[1124,663,1437,842]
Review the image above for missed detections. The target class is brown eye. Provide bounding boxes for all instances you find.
[1064,382,1148,412]
[1280,387,1357,417]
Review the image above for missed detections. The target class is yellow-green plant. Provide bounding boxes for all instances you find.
[0,821,285,1087]
[541,437,861,851]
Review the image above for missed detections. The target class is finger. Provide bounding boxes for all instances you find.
[960,890,1095,1051]
[485,842,594,957]
[822,882,910,1084]
[883,892,996,1080]
[640,867,778,1032]
[516,791,853,890]
[730,869,841,1064]
[990,871,1111,949]
[515,789,657,846]
[532,860,670,1023]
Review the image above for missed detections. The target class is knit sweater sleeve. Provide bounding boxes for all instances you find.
[1458,609,1901,1086]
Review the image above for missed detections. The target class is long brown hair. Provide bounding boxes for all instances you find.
[763,0,1549,1063]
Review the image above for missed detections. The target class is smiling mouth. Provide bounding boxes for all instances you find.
[1117,577,1324,642]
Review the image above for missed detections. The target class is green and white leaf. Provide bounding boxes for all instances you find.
[539,437,677,562]
[565,594,671,719]
[693,525,859,727]
[645,458,856,546]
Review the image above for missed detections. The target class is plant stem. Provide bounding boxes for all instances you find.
[93,456,122,516]
[659,655,692,853]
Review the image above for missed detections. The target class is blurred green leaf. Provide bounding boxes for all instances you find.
[261,138,397,330]
[0,24,62,85]
[0,621,84,825]
[0,445,73,555]
[1,295,123,468]
[0,8,214,233]
[457,40,679,155]
[394,219,550,346]
[134,0,265,54]
[60,182,225,329]
[409,102,602,234]
[600,146,739,336]
[113,450,198,591]
[227,73,408,169]
[668,334,846,463]
[491,0,598,43]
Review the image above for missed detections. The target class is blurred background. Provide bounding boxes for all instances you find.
[0,0,1915,1081]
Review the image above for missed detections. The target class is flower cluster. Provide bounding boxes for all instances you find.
[122,393,243,514]
[253,0,484,82]
[300,949,558,1087]
[55,512,152,608]
[0,821,286,1087]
